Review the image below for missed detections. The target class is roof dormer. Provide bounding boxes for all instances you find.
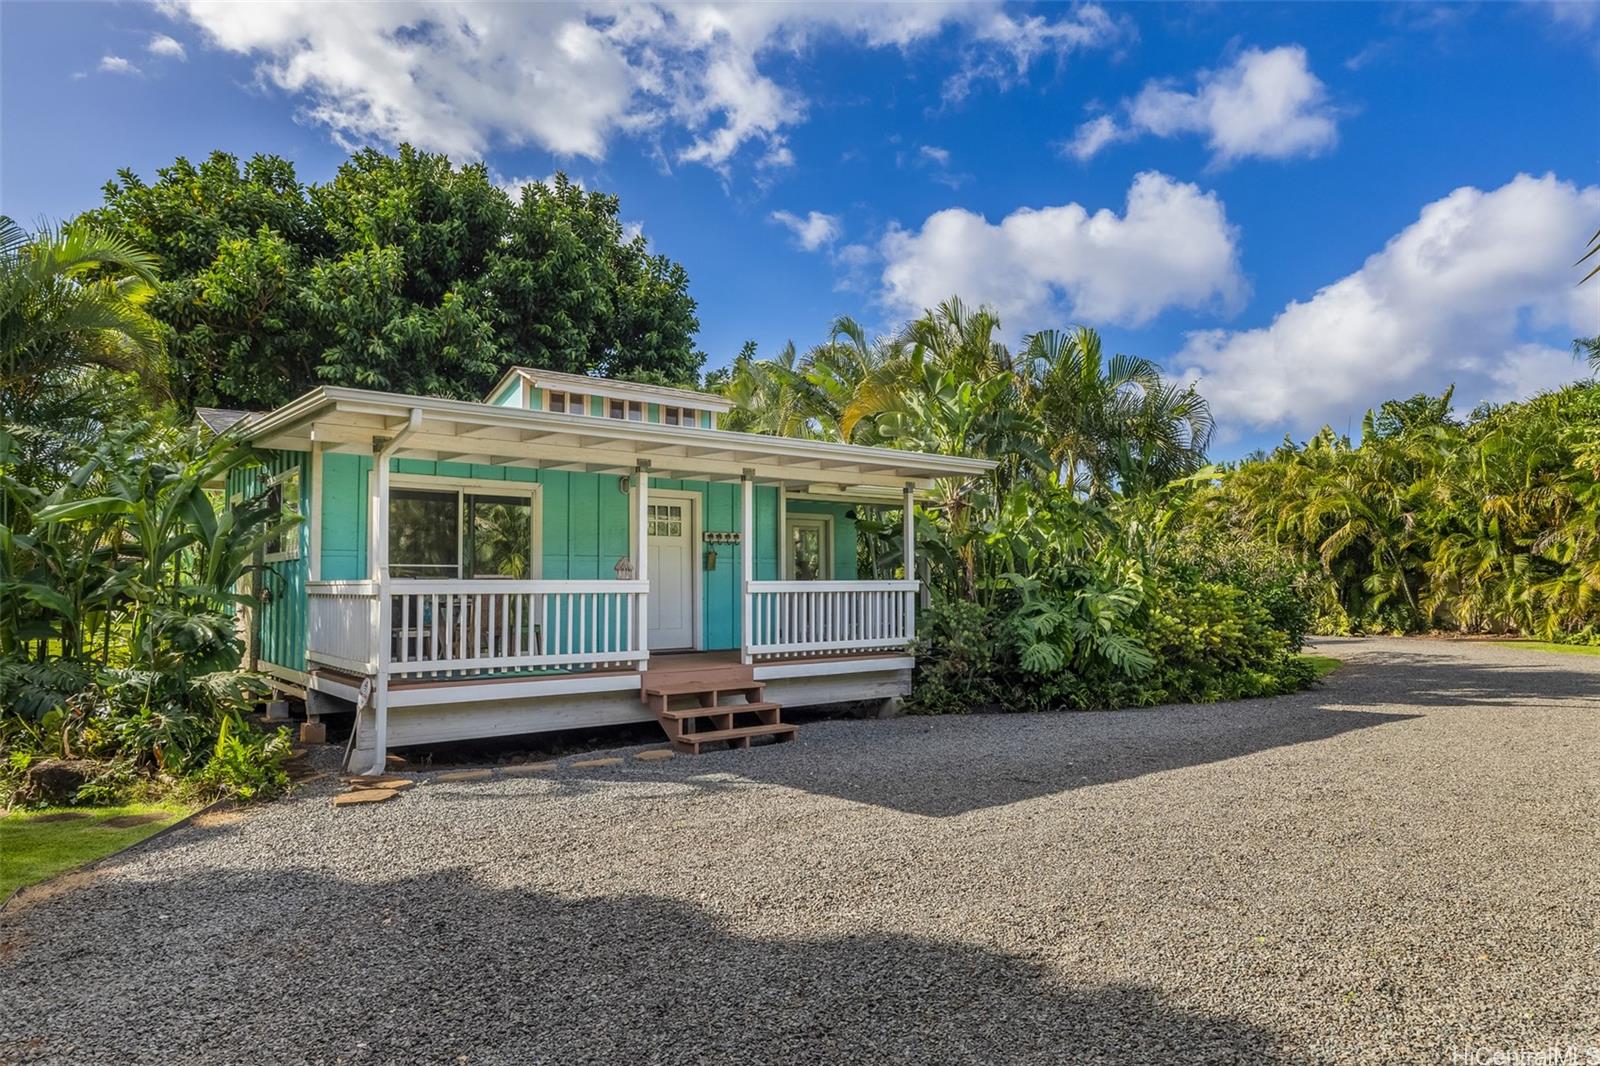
[485,367,731,429]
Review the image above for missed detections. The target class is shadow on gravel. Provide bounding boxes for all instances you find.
[1310,647,1600,709]
[607,703,1421,818]
[0,867,1287,1065]
[580,642,1598,818]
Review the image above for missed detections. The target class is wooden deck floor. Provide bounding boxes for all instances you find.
[316,647,908,692]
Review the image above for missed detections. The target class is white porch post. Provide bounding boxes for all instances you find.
[740,470,755,665]
[362,409,421,775]
[634,462,650,672]
[308,439,324,581]
[903,482,917,648]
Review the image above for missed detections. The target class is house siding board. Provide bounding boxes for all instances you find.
[489,377,523,408]
[319,453,370,580]
[230,448,311,673]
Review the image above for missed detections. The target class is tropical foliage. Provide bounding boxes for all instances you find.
[715,298,1314,714]
[2,217,295,806]
[83,146,704,411]
[1188,383,1600,641]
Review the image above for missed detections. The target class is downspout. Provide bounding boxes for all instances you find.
[365,408,423,775]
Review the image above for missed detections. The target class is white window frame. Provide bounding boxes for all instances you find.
[783,514,833,580]
[384,474,544,580]
[609,398,645,421]
[662,405,698,427]
[546,389,589,416]
[262,467,303,563]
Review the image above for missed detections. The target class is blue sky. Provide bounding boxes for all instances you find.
[4,1,1598,457]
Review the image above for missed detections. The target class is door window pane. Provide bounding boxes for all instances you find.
[390,489,459,578]
[467,494,532,578]
[648,503,684,538]
[792,524,825,581]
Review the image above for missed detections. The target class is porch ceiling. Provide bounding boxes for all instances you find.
[244,386,994,495]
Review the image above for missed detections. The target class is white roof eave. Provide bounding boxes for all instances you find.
[246,386,996,486]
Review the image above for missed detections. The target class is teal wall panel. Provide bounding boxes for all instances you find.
[489,377,523,407]
[319,452,371,580]
[284,451,859,663]
[230,449,311,672]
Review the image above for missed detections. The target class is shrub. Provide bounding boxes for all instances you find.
[191,715,291,802]
[907,600,1005,715]
[909,574,1317,716]
[1137,581,1317,704]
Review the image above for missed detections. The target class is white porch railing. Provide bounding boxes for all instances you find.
[307,581,379,675]
[744,579,919,660]
[307,579,649,678]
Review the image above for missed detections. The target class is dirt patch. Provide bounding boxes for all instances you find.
[26,812,89,823]
[187,809,246,830]
[99,813,168,829]
[4,866,113,912]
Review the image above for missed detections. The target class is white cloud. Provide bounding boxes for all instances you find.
[1544,1,1600,31]
[99,55,141,76]
[163,2,1126,172]
[1065,114,1121,160]
[904,143,968,188]
[771,209,841,251]
[1069,45,1337,165]
[147,33,187,60]
[1178,174,1600,433]
[1487,344,1590,404]
[879,171,1245,329]
[941,4,1127,102]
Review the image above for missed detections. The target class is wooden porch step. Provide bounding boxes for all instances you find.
[656,700,782,721]
[671,722,798,753]
[642,682,766,716]
[642,677,762,698]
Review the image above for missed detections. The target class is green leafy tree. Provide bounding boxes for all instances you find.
[83,148,704,411]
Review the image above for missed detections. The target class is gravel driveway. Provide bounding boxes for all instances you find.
[3,637,1597,1064]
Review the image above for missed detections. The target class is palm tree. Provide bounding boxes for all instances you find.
[0,215,166,406]
[715,340,824,438]
[1576,227,1600,373]
[1023,326,1213,499]
[0,216,168,531]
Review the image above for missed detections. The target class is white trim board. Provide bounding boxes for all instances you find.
[753,655,915,681]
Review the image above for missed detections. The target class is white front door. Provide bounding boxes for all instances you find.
[647,501,695,650]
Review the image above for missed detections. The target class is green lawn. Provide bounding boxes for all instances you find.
[1300,654,1343,678]
[1489,640,1600,658]
[0,802,193,898]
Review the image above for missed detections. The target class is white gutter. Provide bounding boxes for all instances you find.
[363,407,423,776]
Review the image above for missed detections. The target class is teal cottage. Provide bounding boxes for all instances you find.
[211,368,992,773]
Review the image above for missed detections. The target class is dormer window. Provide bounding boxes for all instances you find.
[548,390,587,415]
[609,399,644,421]
[663,405,698,427]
